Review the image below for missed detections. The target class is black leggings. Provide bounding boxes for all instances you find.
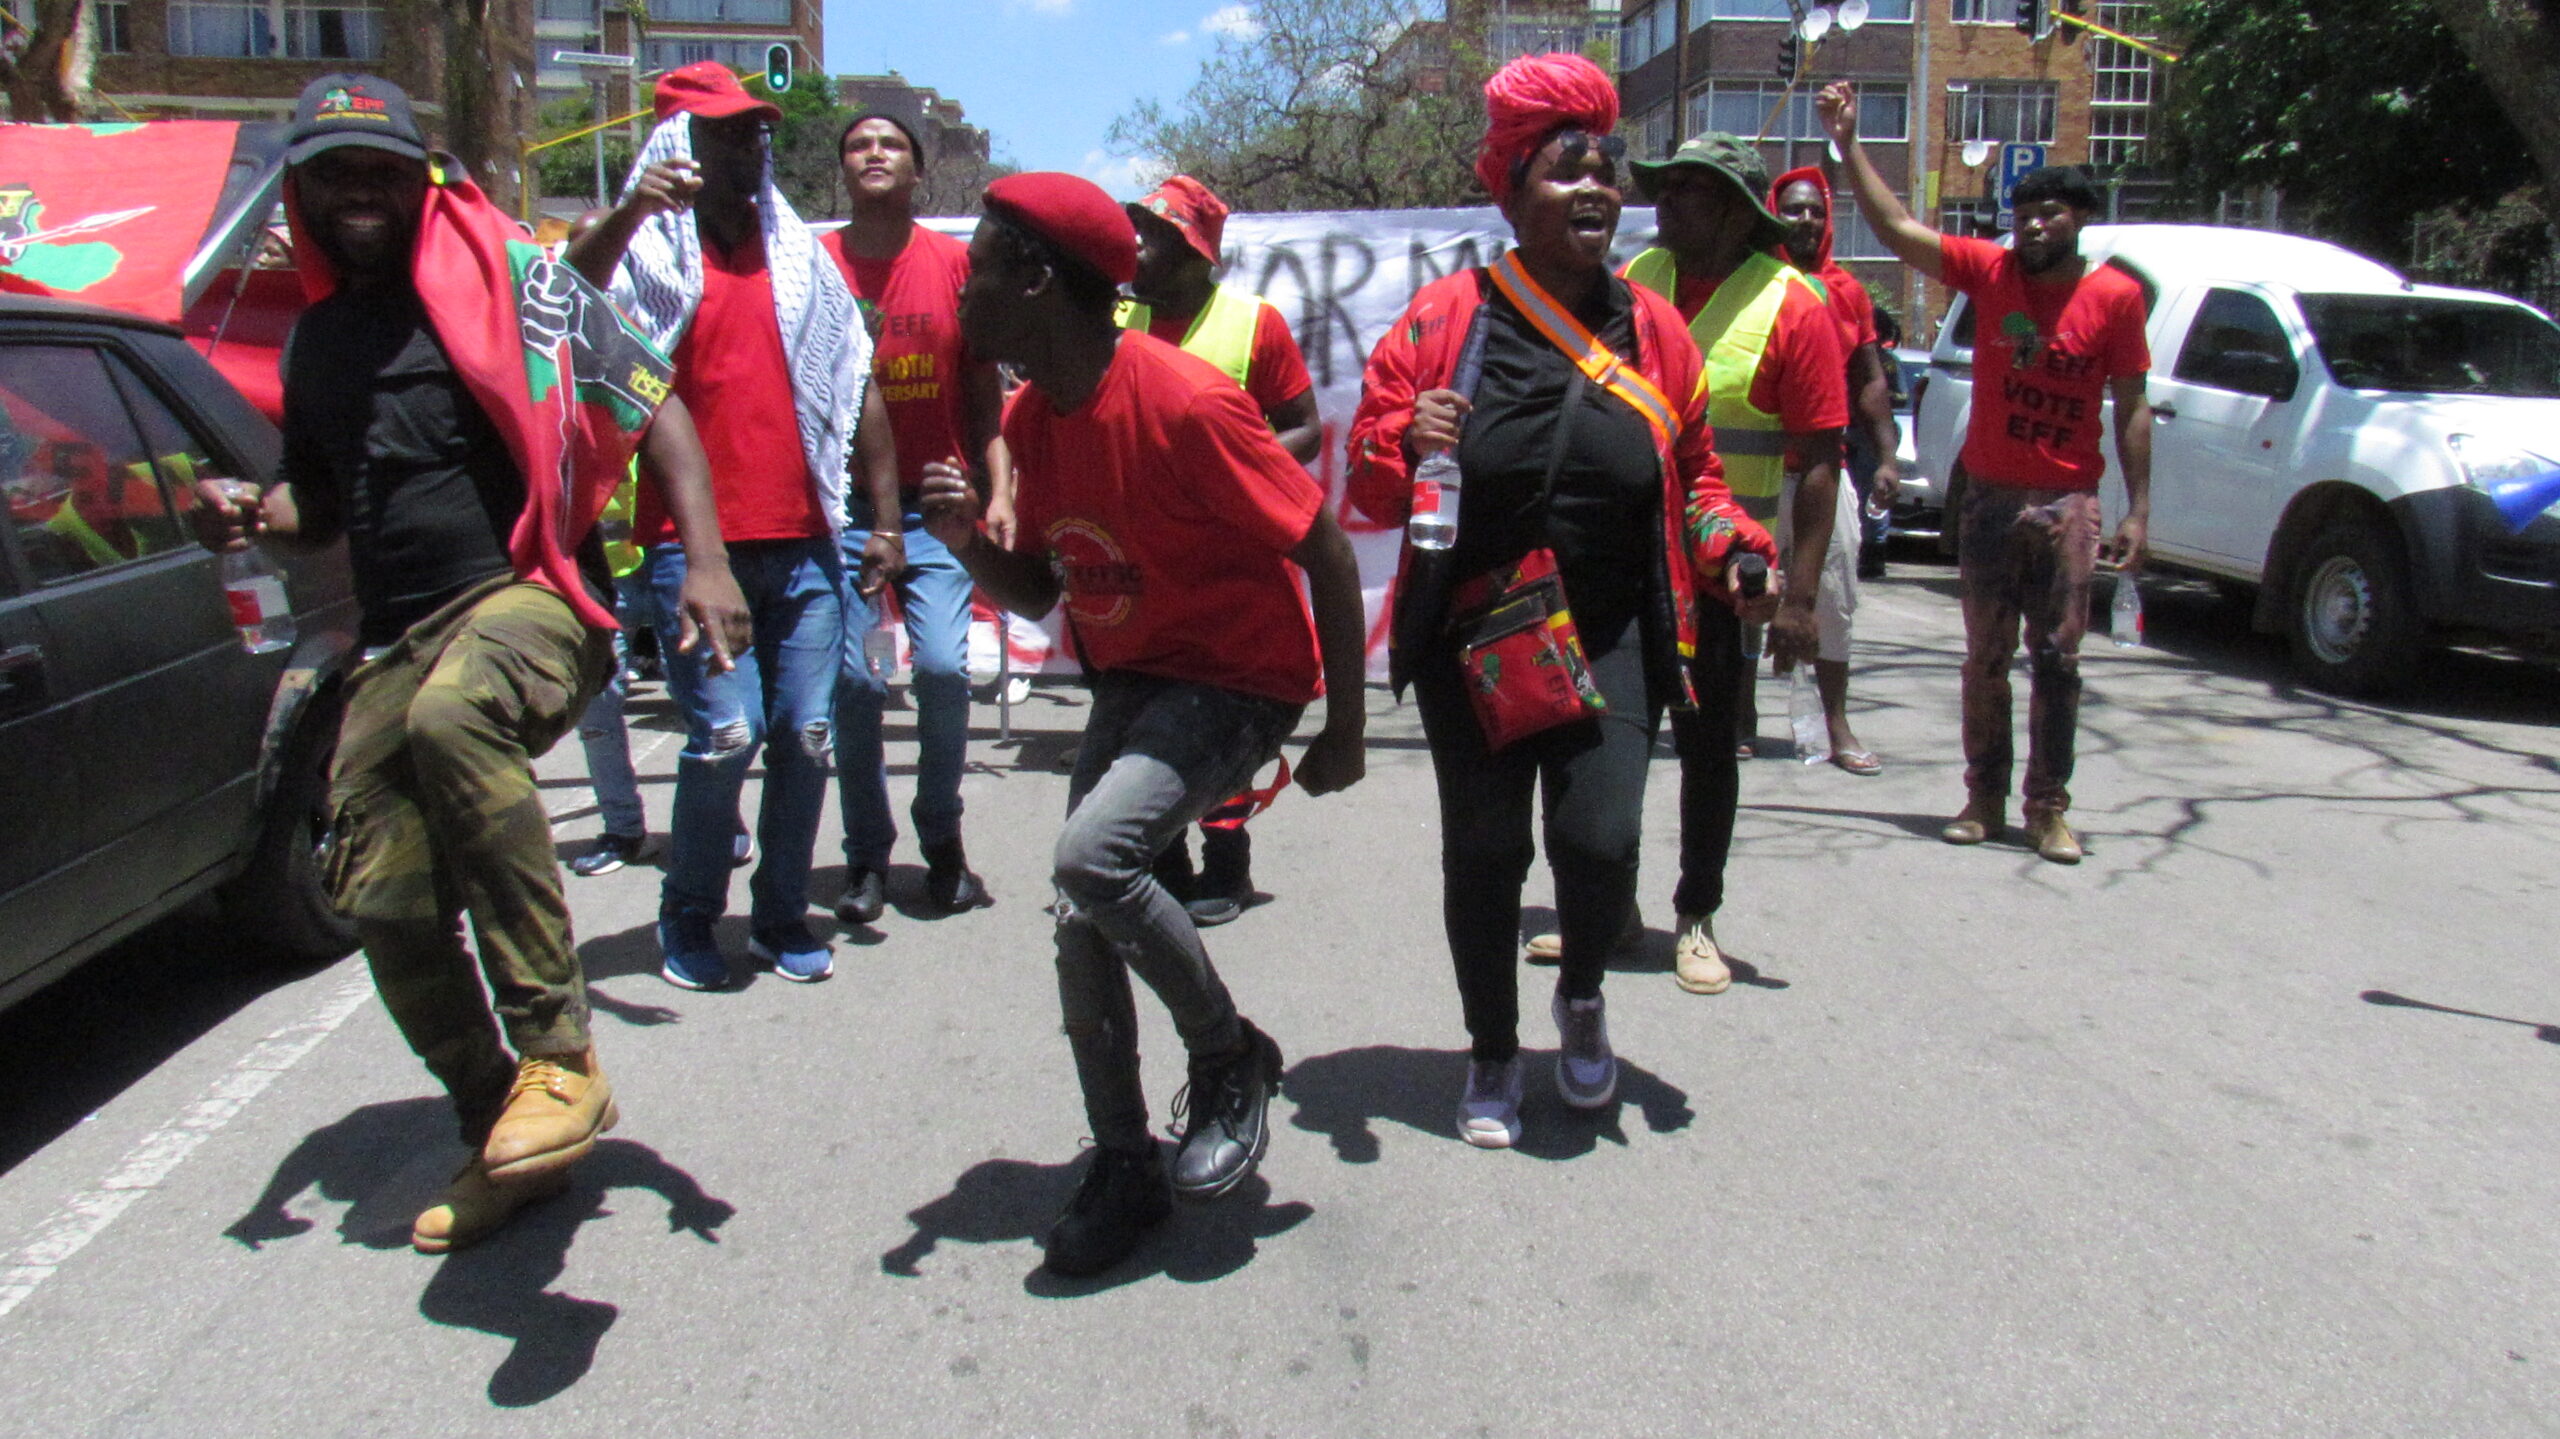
[1669,600,1746,917]
[1415,619,1660,1062]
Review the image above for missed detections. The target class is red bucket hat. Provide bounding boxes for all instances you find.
[1129,175,1227,266]
[984,172,1139,287]
[653,60,782,124]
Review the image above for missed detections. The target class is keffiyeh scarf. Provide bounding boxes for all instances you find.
[611,113,870,532]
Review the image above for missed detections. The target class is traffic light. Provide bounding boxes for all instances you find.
[2014,0,2045,34]
[1774,30,1801,80]
[764,43,792,93]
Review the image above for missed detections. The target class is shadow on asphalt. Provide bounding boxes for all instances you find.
[2361,990,2560,1047]
[225,1097,733,1407]
[1283,1045,1694,1163]
[0,898,336,1179]
[878,1152,1312,1294]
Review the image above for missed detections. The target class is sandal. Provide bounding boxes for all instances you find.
[1831,749,1883,776]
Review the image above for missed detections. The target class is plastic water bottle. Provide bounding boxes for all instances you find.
[2111,574,2144,649]
[1407,451,1461,550]
[220,547,294,655]
[864,600,899,680]
[1788,665,1830,764]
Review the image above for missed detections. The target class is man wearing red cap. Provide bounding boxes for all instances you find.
[823,110,1012,927]
[919,172,1369,1279]
[570,62,903,989]
[1117,173,1320,928]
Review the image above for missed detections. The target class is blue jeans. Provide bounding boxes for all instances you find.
[646,538,843,941]
[836,516,973,868]
[574,570,653,838]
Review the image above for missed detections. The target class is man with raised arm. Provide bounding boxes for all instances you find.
[1816,81,2153,865]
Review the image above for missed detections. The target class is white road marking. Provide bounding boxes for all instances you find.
[0,972,376,1321]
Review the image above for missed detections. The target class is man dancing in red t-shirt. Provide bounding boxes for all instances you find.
[1819,81,2154,864]
[919,174,1369,1278]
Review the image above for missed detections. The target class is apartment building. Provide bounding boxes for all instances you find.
[534,0,821,112]
[1617,0,1921,325]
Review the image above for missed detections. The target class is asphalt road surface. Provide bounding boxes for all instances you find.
[3,560,2556,1438]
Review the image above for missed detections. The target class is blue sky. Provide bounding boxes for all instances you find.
[821,0,1264,197]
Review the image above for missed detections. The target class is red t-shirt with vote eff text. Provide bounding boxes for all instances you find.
[1940,234,2151,492]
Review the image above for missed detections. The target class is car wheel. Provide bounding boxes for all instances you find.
[2286,519,2421,696]
[220,690,358,967]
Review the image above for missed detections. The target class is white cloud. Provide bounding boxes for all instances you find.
[1200,4,1263,41]
[1081,148,1169,201]
[1160,27,1191,43]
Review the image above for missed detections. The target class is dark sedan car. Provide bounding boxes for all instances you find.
[0,294,359,1012]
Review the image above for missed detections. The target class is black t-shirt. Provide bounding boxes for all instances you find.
[282,286,528,645]
[1451,274,1662,653]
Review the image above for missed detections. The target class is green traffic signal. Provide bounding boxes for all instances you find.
[765,43,792,93]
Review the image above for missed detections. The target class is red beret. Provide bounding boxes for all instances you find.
[984,172,1139,288]
[654,61,781,124]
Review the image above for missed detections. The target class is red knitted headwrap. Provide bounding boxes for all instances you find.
[1475,52,1621,207]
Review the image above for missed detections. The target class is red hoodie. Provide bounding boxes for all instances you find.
[1771,166,1879,358]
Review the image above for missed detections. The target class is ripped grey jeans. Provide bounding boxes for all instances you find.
[646,536,844,944]
[1054,672,1302,1152]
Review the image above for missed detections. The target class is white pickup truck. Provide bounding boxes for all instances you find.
[1910,224,2560,694]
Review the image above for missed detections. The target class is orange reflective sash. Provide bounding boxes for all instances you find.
[1485,251,1679,449]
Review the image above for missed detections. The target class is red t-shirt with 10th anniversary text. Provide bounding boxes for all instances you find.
[1941,234,2151,492]
[823,224,975,499]
[1003,332,1325,706]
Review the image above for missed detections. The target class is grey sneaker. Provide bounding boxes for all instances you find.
[1456,1054,1524,1149]
[1551,992,1617,1108]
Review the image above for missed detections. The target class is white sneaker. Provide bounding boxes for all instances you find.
[1456,1055,1524,1149]
[1551,992,1618,1108]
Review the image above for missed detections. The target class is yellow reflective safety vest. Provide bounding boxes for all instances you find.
[598,462,644,579]
[1622,247,1818,518]
[1116,282,1265,391]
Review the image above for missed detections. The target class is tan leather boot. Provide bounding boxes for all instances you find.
[1940,796,2007,846]
[1672,913,1731,995]
[412,1158,570,1254]
[2028,809,2084,865]
[482,1048,617,1183]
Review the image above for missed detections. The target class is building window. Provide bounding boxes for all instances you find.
[1831,204,1894,260]
[97,0,133,50]
[1939,197,2000,240]
[1631,101,1674,163]
[641,36,783,71]
[2086,1,2154,168]
[1948,80,2057,143]
[1620,2,1677,69]
[167,0,382,58]
[536,0,594,19]
[1950,0,1996,21]
[1688,81,1907,147]
[1488,20,1600,62]
[646,0,791,22]
[1697,0,1909,17]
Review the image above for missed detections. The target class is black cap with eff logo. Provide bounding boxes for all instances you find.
[286,73,429,165]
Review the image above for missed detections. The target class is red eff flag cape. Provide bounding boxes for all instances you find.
[0,121,239,321]
[289,162,673,630]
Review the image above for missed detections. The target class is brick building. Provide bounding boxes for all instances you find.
[1617,0,1921,327]
[92,0,540,201]
[83,0,822,210]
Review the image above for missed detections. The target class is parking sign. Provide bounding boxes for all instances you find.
[1995,142,2048,230]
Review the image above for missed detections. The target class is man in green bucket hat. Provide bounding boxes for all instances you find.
[1621,133,1847,995]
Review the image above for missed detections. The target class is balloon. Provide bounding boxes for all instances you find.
[1839,0,1871,27]
[1962,139,1993,167]
[1800,5,1833,40]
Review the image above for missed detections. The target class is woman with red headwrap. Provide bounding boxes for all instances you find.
[1345,53,1780,1149]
